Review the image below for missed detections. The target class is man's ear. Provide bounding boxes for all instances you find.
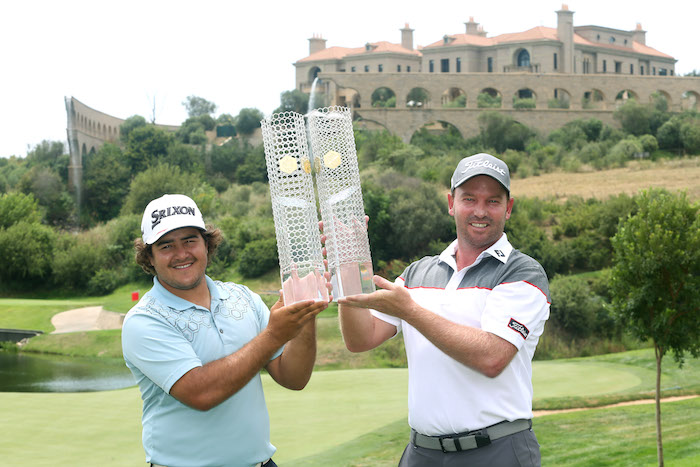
[447,192,455,216]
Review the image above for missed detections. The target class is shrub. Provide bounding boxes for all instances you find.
[237,237,279,278]
[87,269,123,296]
[549,275,604,338]
[0,221,56,282]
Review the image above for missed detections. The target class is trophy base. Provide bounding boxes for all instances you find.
[282,268,329,306]
[332,261,376,299]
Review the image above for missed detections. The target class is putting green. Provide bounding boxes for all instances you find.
[533,360,653,398]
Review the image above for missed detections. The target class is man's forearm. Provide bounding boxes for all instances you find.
[170,329,286,411]
[338,303,394,352]
[404,308,516,378]
[267,319,317,389]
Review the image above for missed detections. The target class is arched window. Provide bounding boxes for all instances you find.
[517,50,530,67]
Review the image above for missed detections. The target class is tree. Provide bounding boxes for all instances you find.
[610,189,700,466]
[234,108,264,135]
[120,115,147,143]
[275,89,309,114]
[17,166,75,227]
[0,192,40,228]
[26,140,65,168]
[613,99,651,136]
[123,125,174,172]
[120,163,203,215]
[0,221,56,283]
[82,143,131,223]
[183,95,217,118]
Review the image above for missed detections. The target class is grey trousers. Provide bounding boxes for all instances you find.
[398,428,541,467]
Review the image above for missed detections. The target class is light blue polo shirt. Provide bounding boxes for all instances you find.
[122,275,283,467]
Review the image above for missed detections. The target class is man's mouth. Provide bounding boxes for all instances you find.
[470,222,488,228]
[173,262,193,269]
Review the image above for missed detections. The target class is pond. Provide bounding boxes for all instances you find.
[0,352,136,392]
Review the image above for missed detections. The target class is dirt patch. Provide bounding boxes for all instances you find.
[512,158,700,202]
[533,395,698,417]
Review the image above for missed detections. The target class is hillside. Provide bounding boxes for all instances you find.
[511,157,700,201]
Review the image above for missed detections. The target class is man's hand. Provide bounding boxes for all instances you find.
[266,293,327,346]
[338,275,417,321]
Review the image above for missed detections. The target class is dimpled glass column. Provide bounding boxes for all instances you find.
[261,111,329,305]
[307,106,375,299]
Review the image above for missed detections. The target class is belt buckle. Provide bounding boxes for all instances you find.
[472,430,491,448]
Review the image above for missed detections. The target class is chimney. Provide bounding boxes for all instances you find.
[632,23,646,45]
[401,23,414,50]
[556,4,575,73]
[308,34,327,55]
[465,17,486,36]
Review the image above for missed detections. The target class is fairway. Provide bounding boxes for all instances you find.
[0,358,661,466]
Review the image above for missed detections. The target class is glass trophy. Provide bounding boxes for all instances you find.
[307,106,375,299]
[261,111,329,305]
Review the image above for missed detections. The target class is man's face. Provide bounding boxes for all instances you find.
[149,227,208,294]
[448,175,514,252]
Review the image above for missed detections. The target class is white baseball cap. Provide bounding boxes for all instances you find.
[141,194,206,245]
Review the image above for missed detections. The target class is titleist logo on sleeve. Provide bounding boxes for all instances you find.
[508,318,529,339]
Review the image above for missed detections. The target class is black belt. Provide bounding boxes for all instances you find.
[411,419,532,452]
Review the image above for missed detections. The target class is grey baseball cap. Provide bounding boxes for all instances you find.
[450,153,510,195]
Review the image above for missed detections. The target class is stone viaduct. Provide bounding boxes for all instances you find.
[64,96,179,190]
[318,72,700,142]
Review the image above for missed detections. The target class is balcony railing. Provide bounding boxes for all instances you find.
[503,64,541,73]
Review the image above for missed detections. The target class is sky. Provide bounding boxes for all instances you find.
[1,0,698,158]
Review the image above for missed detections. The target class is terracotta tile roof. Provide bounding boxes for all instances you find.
[424,25,673,59]
[298,26,673,62]
[297,41,420,63]
[347,41,422,57]
[296,46,364,63]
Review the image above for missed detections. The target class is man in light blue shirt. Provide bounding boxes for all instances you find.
[122,194,328,467]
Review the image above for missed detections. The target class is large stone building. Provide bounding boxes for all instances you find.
[294,5,698,142]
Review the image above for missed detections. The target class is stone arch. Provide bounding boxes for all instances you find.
[615,89,640,107]
[582,89,605,109]
[441,87,466,108]
[550,88,571,108]
[371,87,396,108]
[337,87,361,108]
[406,87,430,108]
[515,48,531,67]
[478,87,502,108]
[411,120,462,141]
[308,66,321,84]
[514,88,536,108]
[681,91,699,111]
[651,90,672,110]
[81,143,87,157]
[354,116,389,133]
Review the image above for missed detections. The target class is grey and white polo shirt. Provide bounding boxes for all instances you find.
[371,233,550,436]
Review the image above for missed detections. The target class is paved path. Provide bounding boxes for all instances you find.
[533,395,698,417]
[50,306,125,334]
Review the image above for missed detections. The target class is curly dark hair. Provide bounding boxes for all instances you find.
[134,226,223,276]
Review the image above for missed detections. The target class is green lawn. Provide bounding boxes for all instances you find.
[2,296,699,465]
[0,371,697,466]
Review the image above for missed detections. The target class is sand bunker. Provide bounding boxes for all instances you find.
[51,306,125,334]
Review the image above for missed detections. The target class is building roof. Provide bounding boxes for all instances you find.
[297,24,673,63]
[297,41,420,63]
[423,25,673,59]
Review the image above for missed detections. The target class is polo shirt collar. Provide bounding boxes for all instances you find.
[151,274,223,311]
[439,233,513,270]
